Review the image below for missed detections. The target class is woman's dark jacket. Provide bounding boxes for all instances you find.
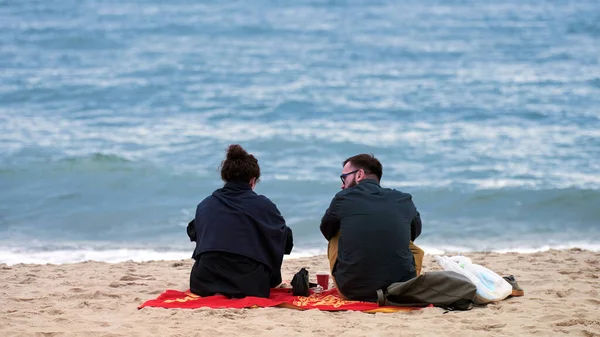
[187,181,293,296]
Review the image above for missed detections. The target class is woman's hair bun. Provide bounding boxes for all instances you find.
[220,144,260,183]
[226,144,248,160]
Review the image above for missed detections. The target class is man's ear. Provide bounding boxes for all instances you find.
[249,177,257,190]
[356,169,365,182]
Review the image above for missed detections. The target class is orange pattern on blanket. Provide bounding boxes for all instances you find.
[292,293,349,308]
[164,293,200,304]
[139,288,425,313]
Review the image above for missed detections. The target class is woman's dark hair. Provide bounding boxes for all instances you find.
[220,144,261,183]
[343,153,383,181]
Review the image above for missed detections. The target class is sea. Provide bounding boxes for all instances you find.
[1,0,599,265]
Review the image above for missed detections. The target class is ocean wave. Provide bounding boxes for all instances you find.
[417,242,600,255]
[413,187,600,229]
[60,153,132,164]
[1,140,599,192]
[0,247,190,266]
[567,16,600,37]
[1,242,598,266]
[3,113,598,158]
[2,0,600,267]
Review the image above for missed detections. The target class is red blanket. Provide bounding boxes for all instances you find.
[138,288,426,313]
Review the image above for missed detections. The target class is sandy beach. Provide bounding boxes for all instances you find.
[1,249,599,337]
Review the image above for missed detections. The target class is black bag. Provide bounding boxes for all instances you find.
[290,268,319,296]
[377,271,477,311]
[291,268,310,296]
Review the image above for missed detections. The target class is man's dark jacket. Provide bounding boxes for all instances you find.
[320,179,421,302]
[188,180,293,288]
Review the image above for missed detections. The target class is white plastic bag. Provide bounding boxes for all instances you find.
[435,255,512,304]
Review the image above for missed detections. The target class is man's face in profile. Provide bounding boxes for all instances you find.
[340,163,359,190]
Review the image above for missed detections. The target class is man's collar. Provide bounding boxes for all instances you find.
[224,180,252,190]
[359,178,380,186]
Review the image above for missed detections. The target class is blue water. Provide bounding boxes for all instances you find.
[1,0,599,264]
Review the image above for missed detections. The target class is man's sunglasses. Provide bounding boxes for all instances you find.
[340,169,360,183]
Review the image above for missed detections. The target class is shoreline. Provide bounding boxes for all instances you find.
[2,243,600,266]
[2,248,599,336]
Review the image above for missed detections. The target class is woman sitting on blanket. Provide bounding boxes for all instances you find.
[187,144,294,298]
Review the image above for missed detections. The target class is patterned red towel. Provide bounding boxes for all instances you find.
[139,288,427,313]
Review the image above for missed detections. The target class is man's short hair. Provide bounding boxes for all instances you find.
[343,154,382,181]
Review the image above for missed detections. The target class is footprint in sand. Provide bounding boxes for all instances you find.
[555,289,575,298]
[540,314,570,322]
[110,281,148,288]
[554,318,600,327]
[582,329,600,337]
[18,277,36,284]
[468,323,507,331]
[586,299,600,305]
[10,297,36,302]
[91,291,121,299]
[120,275,156,281]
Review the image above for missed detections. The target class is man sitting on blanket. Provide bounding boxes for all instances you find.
[320,154,424,302]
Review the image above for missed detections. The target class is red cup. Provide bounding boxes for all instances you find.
[316,271,330,290]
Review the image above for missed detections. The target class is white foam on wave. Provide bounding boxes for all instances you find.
[284,248,327,260]
[462,178,540,189]
[418,242,600,255]
[0,247,326,266]
[0,248,191,266]
[5,113,598,152]
[1,242,598,266]
[2,113,599,189]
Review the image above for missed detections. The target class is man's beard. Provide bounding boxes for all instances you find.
[346,177,357,188]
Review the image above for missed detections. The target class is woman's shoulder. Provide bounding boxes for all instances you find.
[255,193,277,206]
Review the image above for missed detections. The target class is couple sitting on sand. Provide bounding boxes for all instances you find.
[186,144,423,302]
